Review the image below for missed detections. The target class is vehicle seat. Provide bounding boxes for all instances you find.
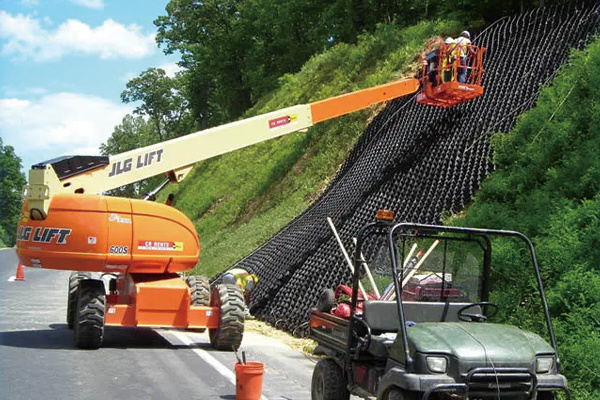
[363,300,480,332]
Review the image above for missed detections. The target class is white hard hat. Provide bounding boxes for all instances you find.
[461,30,471,39]
[445,37,455,44]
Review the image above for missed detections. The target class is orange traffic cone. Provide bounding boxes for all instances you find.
[15,263,25,281]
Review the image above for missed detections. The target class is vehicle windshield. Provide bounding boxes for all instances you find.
[364,231,487,305]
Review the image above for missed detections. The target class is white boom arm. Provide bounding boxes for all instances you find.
[24,79,420,218]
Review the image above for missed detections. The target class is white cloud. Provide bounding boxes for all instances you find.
[0,11,156,61]
[68,0,104,9]
[0,93,133,170]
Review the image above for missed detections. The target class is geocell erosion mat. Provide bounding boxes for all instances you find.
[222,3,600,336]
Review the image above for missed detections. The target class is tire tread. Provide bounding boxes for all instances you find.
[74,279,105,349]
[209,284,245,350]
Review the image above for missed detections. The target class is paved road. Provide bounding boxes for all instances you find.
[0,248,316,400]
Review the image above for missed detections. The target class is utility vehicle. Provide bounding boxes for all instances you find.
[309,211,568,400]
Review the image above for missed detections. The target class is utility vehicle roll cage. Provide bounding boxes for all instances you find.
[348,221,560,374]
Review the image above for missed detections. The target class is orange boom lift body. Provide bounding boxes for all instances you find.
[16,40,486,349]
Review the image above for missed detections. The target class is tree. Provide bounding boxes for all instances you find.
[0,138,26,246]
[155,0,252,125]
[154,0,359,126]
[121,68,194,141]
[0,225,7,248]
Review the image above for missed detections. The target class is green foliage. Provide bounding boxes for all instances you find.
[0,138,26,247]
[449,38,600,397]
[0,225,7,248]
[151,0,574,131]
[251,21,463,112]
[153,0,511,127]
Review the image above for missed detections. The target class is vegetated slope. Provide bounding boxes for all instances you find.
[451,36,600,399]
[232,3,599,337]
[171,20,463,276]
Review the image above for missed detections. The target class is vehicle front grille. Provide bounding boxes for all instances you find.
[464,368,535,399]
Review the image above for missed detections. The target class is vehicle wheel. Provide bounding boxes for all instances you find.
[74,279,105,349]
[311,358,350,400]
[67,271,91,329]
[208,284,245,351]
[186,275,211,332]
[388,388,420,400]
[186,275,211,306]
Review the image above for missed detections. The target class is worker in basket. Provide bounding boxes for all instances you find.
[221,268,259,305]
[441,37,457,83]
[455,30,471,83]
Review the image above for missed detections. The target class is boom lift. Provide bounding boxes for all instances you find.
[16,41,486,349]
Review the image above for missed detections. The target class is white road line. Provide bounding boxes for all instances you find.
[7,276,16,282]
[156,330,269,400]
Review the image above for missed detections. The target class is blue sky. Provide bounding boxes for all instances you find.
[0,0,181,174]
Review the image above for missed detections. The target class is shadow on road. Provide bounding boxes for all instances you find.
[0,325,173,350]
[0,327,72,349]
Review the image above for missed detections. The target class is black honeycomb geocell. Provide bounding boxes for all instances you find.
[216,4,600,336]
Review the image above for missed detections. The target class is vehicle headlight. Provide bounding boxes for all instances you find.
[426,356,448,373]
[536,357,555,373]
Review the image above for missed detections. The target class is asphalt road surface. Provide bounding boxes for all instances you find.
[0,248,317,400]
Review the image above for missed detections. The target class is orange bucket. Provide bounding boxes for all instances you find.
[235,361,265,400]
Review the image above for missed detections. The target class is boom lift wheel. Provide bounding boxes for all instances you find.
[311,358,350,400]
[186,275,211,306]
[186,275,211,332]
[208,284,245,351]
[66,271,91,329]
[74,279,106,349]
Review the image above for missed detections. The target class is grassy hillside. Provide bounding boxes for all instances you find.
[164,20,463,277]
[449,38,600,399]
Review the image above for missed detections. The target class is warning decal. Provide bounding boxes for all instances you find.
[268,114,297,129]
[137,240,184,251]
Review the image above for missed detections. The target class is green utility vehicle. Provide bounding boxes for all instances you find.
[309,212,568,400]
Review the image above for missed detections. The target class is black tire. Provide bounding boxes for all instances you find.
[316,288,335,313]
[311,358,350,400]
[67,271,91,329]
[74,279,105,349]
[185,275,211,306]
[388,388,420,400]
[208,284,245,351]
[186,275,211,332]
